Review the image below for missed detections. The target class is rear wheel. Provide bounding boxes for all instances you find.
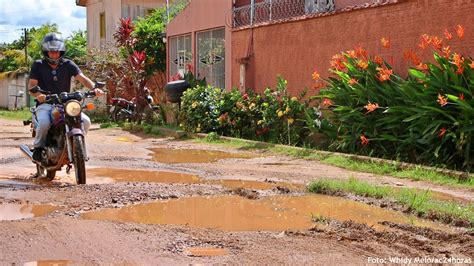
[72,135,86,184]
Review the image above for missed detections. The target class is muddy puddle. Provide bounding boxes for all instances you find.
[88,168,301,190]
[0,203,58,221]
[148,147,253,164]
[184,247,229,257]
[82,194,449,232]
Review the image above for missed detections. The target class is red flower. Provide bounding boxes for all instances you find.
[364,102,379,114]
[416,63,428,71]
[418,34,431,50]
[348,78,359,85]
[242,93,249,100]
[357,60,369,70]
[312,70,321,81]
[322,98,333,108]
[431,36,443,50]
[376,67,393,82]
[459,93,465,101]
[360,134,369,145]
[374,55,384,65]
[456,25,465,39]
[330,54,346,71]
[469,61,474,69]
[437,94,448,107]
[381,37,390,49]
[438,128,447,138]
[444,29,453,40]
[442,46,451,59]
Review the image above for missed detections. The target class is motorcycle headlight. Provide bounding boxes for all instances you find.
[65,101,82,117]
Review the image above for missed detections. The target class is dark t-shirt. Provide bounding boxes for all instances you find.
[29,59,81,95]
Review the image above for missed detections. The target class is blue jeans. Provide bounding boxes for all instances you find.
[33,104,91,148]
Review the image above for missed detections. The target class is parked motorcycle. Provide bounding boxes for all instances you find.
[109,95,161,122]
[19,82,106,184]
[109,97,135,122]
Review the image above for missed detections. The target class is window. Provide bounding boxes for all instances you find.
[169,34,192,79]
[197,28,225,89]
[121,5,153,20]
[100,12,106,39]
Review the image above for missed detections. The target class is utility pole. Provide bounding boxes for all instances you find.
[22,28,28,66]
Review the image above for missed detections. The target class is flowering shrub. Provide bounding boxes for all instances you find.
[179,77,314,145]
[314,26,473,171]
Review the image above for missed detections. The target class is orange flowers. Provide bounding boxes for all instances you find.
[346,50,357,59]
[469,61,474,69]
[330,54,346,71]
[360,134,369,145]
[451,53,465,74]
[357,60,369,70]
[348,78,359,85]
[456,25,465,39]
[444,29,453,40]
[312,70,321,81]
[381,37,391,48]
[374,55,384,65]
[418,34,431,50]
[403,49,421,65]
[437,94,448,107]
[431,36,443,50]
[442,46,451,59]
[322,98,334,108]
[459,93,465,101]
[354,45,368,59]
[416,63,428,71]
[364,102,379,114]
[438,128,447,138]
[376,67,393,82]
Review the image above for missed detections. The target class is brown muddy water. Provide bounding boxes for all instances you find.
[88,168,302,190]
[148,147,253,164]
[82,194,449,232]
[184,247,229,257]
[0,204,58,221]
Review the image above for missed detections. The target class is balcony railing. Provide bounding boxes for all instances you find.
[232,0,335,28]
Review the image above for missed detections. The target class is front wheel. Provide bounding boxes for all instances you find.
[72,135,86,184]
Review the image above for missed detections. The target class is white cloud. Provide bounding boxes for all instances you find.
[0,0,86,43]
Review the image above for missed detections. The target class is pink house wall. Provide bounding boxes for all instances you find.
[166,0,233,90]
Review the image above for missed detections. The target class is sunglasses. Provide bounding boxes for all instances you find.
[51,70,58,81]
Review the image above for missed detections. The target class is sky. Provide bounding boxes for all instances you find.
[0,0,86,44]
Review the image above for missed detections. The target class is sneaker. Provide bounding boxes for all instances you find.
[32,147,44,162]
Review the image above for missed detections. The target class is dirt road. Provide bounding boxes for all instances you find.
[0,118,472,264]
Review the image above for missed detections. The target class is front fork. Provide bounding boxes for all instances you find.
[65,121,88,164]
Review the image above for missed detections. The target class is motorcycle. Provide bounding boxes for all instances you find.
[109,97,135,122]
[19,82,106,184]
[109,96,161,122]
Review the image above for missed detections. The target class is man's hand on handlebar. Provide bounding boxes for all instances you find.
[36,94,47,103]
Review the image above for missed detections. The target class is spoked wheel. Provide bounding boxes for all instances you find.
[72,135,86,184]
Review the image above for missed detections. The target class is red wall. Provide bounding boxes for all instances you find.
[231,0,474,95]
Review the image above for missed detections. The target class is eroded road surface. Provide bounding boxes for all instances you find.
[0,118,472,264]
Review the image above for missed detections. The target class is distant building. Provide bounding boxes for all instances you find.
[76,0,166,49]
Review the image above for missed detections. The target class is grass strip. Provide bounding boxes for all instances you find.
[0,108,31,121]
[194,138,473,188]
[307,177,474,227]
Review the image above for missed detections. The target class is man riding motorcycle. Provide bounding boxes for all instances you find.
[28,32,103,162]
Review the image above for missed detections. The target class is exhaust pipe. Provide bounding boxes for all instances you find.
[20,144,33,160]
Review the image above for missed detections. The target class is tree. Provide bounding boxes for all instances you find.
[27,23,59,61]
[65,30,87,64]
[0,50,25,72]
